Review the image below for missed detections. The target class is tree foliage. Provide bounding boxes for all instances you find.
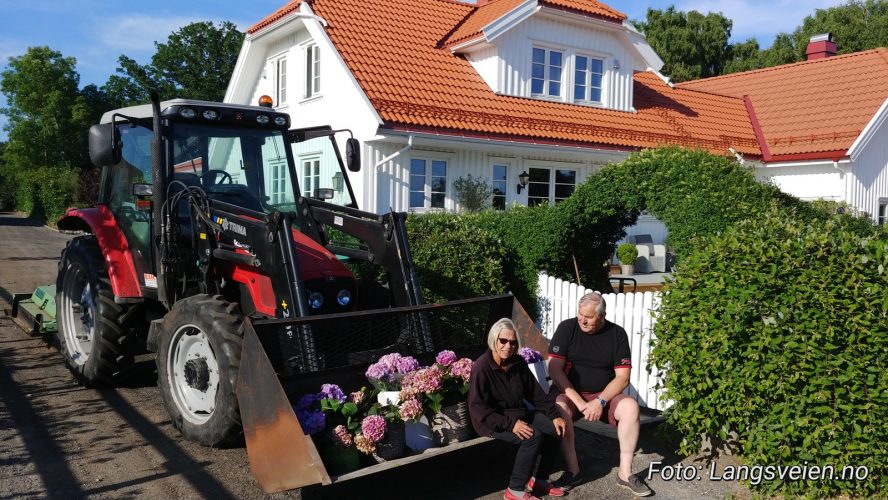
[106,21,244,105]
[792,0,888,59]
[634,7,733,82]
[451,174,493,212]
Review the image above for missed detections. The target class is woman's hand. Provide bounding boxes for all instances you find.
[512,419,534,440]
[552,417,566,437]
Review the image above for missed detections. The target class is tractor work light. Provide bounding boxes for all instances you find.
[308,291,324,309]
[258,95,274,107]
[256,114,270,125]
[179,107,197,119]
[274,116,288,126]
[337,289,351,306]
[202,109,219,120]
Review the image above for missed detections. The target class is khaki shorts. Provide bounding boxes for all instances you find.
[550,390,629,427]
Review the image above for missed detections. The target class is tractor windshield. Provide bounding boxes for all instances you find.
[169,122,301,213]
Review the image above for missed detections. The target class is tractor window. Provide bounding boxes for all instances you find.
[169,123,296,214]
[292,135,356,208]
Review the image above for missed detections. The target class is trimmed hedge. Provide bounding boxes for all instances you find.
[650,206,886,497]
[1,165,79,222]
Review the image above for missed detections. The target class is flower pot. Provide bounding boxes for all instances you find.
[373,421,406,461]
[377,391,400,406]
[321,445,361,475]
[405,416,435,452]
[620,264,634,276]
[429,401,474,446]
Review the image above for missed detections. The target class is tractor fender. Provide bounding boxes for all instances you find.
[57,206,143,299]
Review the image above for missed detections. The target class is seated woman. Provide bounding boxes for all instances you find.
[468,318,567,500]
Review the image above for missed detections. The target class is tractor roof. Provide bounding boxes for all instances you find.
[100,99,277,123]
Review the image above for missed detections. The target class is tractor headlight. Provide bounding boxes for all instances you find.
[274,116,288,126]
[179,107,197,119]
[256,114,270,125]
[308,291,324,309]
[202,109,219,120]
[337,289,351,306]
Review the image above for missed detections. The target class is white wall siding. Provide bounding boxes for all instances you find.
[620,215,668,246]
[494,15,636,112]
[756,163,844,201]
[847,126,888,219]
[536,272,667,410]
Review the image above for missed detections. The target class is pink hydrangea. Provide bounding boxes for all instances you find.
[399,397,423,421]
[332,424,353,447]
[366,353,420,389]
[435,350,457,366]
[449,358,473,383]
[361,415,386,443]
[349,390,365,405]
[401,366,443,395]
[354,433,376,455]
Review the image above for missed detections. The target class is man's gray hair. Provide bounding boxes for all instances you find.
[578,292,606,317]
[487,317,521,351]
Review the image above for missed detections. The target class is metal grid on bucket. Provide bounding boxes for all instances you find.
[255,295,513,375]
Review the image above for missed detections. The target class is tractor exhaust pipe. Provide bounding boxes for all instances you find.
[150,92,169,306]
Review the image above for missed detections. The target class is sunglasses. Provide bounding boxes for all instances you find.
[497,337,518,347]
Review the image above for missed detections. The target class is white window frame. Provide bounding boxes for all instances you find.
[525,163,577,206]
[269,158,289,204]
[573,52,604,105]
[408,155,449,211]
[300,155,321,198]
[271,53,287,106]
[303,43,321,99]
[878,198,888,226]
[531,46,564,99]
[490,159,511,211]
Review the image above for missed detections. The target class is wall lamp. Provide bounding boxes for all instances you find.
[517,170,530,194]
[332,171,344,193]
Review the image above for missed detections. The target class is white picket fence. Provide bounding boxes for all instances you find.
[536,272,669,410]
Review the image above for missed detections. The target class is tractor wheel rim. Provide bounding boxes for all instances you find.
[168,325,220,424]
[62,266,94,366]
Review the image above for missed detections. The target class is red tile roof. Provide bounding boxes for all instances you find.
[444,0,625,48]
[678,49,888,159]
[249,0,759,155]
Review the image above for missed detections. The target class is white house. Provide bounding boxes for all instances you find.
[225,0,888,234]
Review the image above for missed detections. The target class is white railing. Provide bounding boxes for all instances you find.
[536,272,669,410]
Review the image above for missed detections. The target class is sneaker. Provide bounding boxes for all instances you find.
[527,477,566,497]
[552,471,581,491]
[503,488,540,500]
[616,474,652,497]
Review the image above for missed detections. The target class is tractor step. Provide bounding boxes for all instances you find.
[5,286,58,336]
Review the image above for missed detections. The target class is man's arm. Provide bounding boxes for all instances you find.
[597,366,630,403]
[548,356,597,419]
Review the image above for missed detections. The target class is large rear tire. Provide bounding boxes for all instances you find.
[56,236,133,386]
[157,294,244,447]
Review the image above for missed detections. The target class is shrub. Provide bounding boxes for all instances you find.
[451,174,493,212]
[616,243,637,266]
[650,205,886,497]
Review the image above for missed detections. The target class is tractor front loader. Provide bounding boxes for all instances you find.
[6,94,547,492]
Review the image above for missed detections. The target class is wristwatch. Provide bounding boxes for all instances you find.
[596,397,607,407]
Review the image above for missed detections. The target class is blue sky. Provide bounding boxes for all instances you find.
[0,0,845,141]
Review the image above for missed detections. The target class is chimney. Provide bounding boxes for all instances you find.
[806,33,837,60]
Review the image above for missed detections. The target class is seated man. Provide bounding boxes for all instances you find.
[547,292,652,497]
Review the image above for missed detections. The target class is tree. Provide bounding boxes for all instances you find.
[1,46,84,168]
[634,7,733,82]
[792,0,888,58]
[723,38,763,73]
[107,21,245,105]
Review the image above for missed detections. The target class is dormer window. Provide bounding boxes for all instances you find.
[574,55,603,103]
[531,47,563,98]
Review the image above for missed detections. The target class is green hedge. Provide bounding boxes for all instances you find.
[1,165,79,222]
[650,206,886,497]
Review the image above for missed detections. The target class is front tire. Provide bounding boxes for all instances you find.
[56,236,133,386]
[157,294,244,447]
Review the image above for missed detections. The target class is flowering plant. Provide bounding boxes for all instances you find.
[292,393,326,435]
[519,347,543,364]
[365,352,420,391]
[399,350,473,415]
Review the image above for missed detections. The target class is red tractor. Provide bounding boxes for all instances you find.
[42,94,531,490]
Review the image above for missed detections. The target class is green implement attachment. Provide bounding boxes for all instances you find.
[6,285,58,335]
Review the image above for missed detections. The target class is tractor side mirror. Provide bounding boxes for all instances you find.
[132,183,153,197]
[314,188,335,200]
[89,124,121,167]
[346,137,360,172]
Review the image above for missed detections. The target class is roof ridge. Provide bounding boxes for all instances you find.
[678,48,888,87]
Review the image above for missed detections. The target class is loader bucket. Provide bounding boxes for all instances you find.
[4,285,58,336]
[236,294,543,491]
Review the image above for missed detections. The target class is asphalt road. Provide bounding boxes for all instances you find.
[0,212,749,499]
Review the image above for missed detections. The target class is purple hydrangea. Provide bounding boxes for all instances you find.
[295,409,326,435]
[361,415,386,443]
[395,355,419,374]
[366,353,420,389]
[435,350,457,367]
[519,347,543,364]
[295,393,320,410]
[319,383,346,403]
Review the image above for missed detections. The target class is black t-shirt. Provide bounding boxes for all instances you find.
[547,318,632,394]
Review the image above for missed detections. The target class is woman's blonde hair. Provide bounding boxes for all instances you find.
[486,317,520,351]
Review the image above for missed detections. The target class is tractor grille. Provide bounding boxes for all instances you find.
[253,294,514,378]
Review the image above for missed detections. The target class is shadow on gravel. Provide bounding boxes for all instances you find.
[0,213,43,227]
[0,355,86,497]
